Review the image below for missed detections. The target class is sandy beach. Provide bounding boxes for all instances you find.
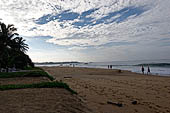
[42,67,170,113]
[0,88,90,113]
[1,0,170,112]
[0,74,90,113]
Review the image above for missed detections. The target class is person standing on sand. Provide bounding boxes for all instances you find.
[147,66,150,75]
[110,65,112,69]
[141,65,144,74]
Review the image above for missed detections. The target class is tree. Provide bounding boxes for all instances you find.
[12,37,29,52]
[0,22,34,71]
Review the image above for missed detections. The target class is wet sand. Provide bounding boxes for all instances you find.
[43,67,170,113]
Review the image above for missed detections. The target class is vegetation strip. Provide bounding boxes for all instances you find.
[0,81,77,94]
[0,70,54,81]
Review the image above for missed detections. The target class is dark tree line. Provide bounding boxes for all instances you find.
[0,22,34,72]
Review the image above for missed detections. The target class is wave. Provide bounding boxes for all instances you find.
[136,63,170,67]
[93,63,170,67]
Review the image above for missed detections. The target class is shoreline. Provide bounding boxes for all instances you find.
[35,59,170,76]
[41,66,170,78]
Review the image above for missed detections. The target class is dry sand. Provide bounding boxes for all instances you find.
[42,67,170,113]
[0,88,90,113]
[0,73,90,113]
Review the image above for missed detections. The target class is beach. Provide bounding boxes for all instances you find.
[0,72,90,113]
[1,0,170,112]
[42,67,170,113]
[0,88,90,113]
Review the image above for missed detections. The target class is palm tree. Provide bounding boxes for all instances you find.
[0,22,34,71]
[0,22,18,54]
[12,37,29,52]
[0,23,17,46]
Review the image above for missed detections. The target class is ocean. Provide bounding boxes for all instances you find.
[36,59,170,76]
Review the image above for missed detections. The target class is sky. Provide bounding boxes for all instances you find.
[0,0,170,62]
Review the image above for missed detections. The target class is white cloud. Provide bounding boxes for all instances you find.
[0,0,170,61]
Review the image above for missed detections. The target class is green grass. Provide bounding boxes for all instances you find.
[23,67,43,71]
[0,81,77,94]
[0,68,77,94]
[0,70,54,81]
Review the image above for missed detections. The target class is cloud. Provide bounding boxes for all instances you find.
[0,0,170,61]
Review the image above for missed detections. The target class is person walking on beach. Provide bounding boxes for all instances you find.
[147,66,150,75]
[141,65,144,74]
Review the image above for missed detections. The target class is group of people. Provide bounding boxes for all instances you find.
[107,64,151,75]
[108,65,113,69]
[141,65,151,75]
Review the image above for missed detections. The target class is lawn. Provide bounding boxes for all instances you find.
[0,69,54,81]
[0,68,77,94]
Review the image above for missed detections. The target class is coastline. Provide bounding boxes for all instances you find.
[43,66,170,113]
[36,62,170,77]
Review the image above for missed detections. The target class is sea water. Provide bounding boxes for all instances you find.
[77,59,170,76]
[36,59,170,76]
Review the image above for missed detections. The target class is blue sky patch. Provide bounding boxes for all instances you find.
[35,6,147,28]
[26,36,67,50]
[35,8,99,25]
[35,10,80,25]
[91,6,147,26]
